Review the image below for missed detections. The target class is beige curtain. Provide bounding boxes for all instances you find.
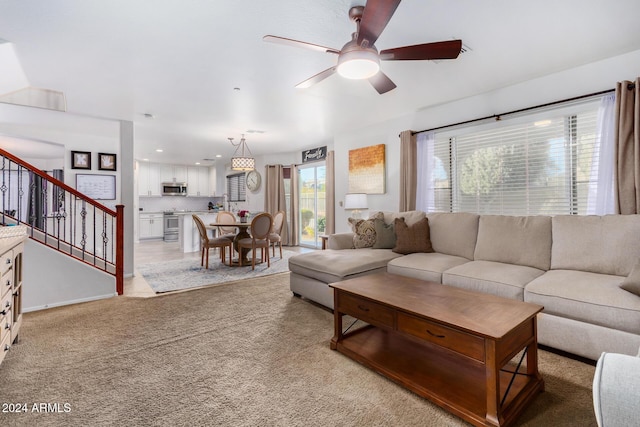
[399,130,417,211]
[264,164,288,244]
[325,151,336,235]
[615,78,640,214]
[289,164,300,246]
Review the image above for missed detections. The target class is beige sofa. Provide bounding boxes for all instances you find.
[288,211,640,361]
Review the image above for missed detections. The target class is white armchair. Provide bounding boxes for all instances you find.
[593,347,640,426]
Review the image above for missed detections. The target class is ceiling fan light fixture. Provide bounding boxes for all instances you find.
[336,49,380,80]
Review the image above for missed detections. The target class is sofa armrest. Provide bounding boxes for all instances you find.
[328,233,355,250]
[593,351,640,427]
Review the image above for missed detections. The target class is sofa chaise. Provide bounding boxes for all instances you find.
[288,211,640,361]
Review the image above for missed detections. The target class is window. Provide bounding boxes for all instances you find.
[418,98,607,216]
[226,173,246,202]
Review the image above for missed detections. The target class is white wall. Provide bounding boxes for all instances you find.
[22,239,116,312]
[331,49,640,232]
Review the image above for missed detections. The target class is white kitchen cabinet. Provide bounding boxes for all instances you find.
[160,164,187,183]
[187,166,210,197]
[139,213,164,239]
[138,162,161,196]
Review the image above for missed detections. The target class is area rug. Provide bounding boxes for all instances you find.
[136,249,297,293]
[0,274,597,426]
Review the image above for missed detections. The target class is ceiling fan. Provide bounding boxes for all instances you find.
[264,0,462,94]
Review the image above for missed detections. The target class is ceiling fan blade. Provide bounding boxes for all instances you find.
[368,71,397,94]
[357,0,401,47]
[380,40,463,61]
[263,35,340,54]
[295,67,337,89]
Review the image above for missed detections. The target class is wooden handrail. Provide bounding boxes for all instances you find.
[0,147,125,295]
[0,148,116,216]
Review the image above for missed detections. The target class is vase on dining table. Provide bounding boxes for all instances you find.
[240,217,247,223]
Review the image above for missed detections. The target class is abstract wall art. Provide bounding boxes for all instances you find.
[348,144,386,194]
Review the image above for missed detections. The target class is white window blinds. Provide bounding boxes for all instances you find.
[419,99,604,215]
[226,173,246,202]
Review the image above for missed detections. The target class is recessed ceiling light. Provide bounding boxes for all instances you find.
[142,158,149,161]
[216,154,222,158]
[156,149,163,152]
[195,162,200,165]
[144,113,155,119]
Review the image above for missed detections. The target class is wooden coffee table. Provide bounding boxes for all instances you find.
[330,272,544,427]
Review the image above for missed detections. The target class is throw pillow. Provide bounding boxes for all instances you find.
[372,218,396,249]
[349,212,383,249]
[393,217,434,254]
[620,259,640,296]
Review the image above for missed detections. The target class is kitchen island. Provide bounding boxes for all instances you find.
[177,211,218,253]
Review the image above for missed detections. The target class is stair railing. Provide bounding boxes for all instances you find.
[0,148,124,295]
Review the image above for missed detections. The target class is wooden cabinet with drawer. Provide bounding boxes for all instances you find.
[0,236,25,367]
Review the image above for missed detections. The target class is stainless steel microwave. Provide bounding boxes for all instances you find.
[162,182,187,196]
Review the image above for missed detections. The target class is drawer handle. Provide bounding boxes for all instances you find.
[5,280,10,287]
[357,304,370,312]
[0,310,6,316]
[4,323,9,330]
[5,259,11,265]
[426,329,446,339]
[3,344,9,352]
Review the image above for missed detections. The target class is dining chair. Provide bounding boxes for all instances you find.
[215,211,238,241]
[237,212,272,270]
[192,215,233,268]
[269,210,285,259]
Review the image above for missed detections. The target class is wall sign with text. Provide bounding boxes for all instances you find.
[301,146,327,163]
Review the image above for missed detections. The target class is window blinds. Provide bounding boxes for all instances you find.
[425,102,600,215]
[226,173,246,202]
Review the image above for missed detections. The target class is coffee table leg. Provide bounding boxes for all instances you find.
[484,340,501,426]
[330,289,342,350]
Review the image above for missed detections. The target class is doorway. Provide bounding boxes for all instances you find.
[298,163,326,248]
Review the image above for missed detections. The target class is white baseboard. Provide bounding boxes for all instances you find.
[23,292,118,313]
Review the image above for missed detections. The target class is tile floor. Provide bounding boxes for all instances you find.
[125,239,314,298]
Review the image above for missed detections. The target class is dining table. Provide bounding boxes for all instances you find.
[209,221,253,265]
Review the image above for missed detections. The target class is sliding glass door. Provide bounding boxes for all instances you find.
[298,163,326,248]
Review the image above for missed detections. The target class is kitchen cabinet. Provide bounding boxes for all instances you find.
[138,162,161,196]
[187,166,210,197]
[160,164,187,183]
[139,213,164,239]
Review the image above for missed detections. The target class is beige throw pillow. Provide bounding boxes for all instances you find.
[392,217,434,254]
[620,259,640,296]
[349,212,383,249]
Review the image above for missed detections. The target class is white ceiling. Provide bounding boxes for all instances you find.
[1,0,640,166]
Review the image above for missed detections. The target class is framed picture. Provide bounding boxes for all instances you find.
[71,151,91,170]
[98,152,117,171]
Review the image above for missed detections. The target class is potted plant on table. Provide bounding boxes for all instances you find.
[238,210,250,223]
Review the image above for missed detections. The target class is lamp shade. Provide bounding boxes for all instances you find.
[344,193,368,210]
[231,156,255,171]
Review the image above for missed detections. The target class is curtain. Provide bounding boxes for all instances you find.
[264,164,288,245]
[325,151,335,235]
[615,78,640,214]
[399,130,417,211]
[587,93,616,214]
[416,132,436,212]
[289,164,300,246]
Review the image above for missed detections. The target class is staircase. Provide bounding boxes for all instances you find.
[0,148,124,294]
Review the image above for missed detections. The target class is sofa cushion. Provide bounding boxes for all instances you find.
[387,252,470,283]
[288,248,403,284]
[372,218,396,249]
[372,210,426,227]
[620,259,640,296]
[393,217,434,255]
[348,212,383,249]
[551,215,640,276]
[525,270,640,335]
[442,260,546,300]
[426,212,479,260]
[474,215,552,270]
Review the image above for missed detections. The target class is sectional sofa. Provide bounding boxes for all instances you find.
[288,211,640,361]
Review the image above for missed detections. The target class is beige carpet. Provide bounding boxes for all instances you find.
[0,273,597,426]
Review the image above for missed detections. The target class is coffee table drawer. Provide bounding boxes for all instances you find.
[337,293,394,329]
[397,312,485,361]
